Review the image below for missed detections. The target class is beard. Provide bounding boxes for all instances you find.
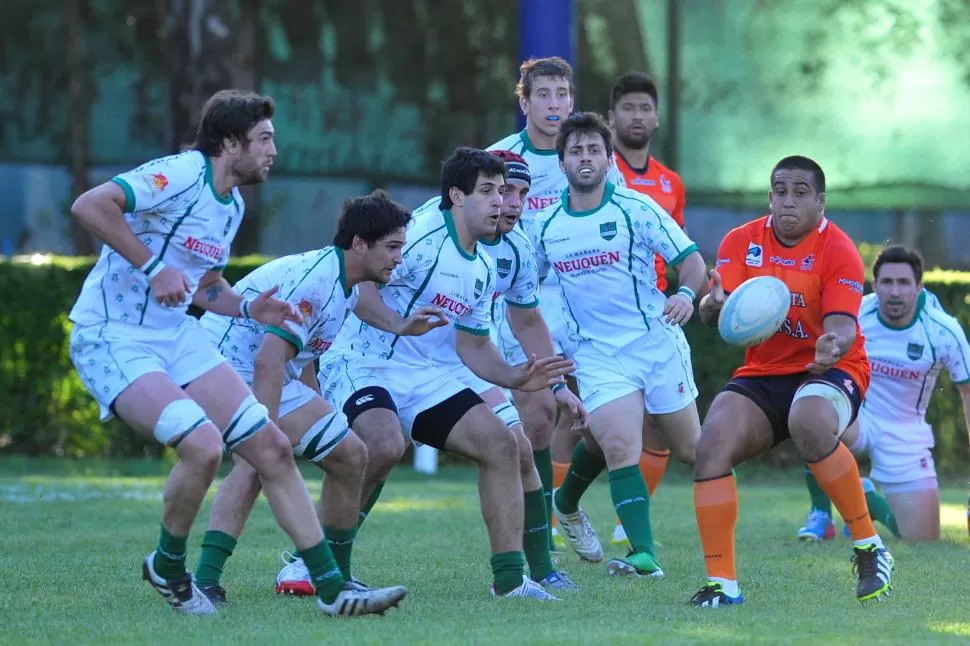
[233,158,269,186]
[615,127,650,150]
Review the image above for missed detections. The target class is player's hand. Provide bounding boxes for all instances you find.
[707,269,726,307]
[806,332,842,374]
[663,293,694,326]
[151,266,191,308]
[398,306,449,336]
[553,385,589,431]
[249,285,304,327]
[512,355,576,391]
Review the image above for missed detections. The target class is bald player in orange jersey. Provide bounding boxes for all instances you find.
[688,156,895,608]
[607,72,689,546]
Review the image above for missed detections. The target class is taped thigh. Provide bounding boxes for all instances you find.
[154,399,211,447]
[793,382,853,436]
[223,394,271,452]
[294,410,352,463]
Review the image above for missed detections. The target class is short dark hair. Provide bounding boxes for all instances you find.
[556,112,614,160]
[771,155,826,193]
[191,90,275,157]
[610,71,658,109]
[439,147,507,209]
[516,57,575,99]
[332,189,411,249]
[873,244,924,283]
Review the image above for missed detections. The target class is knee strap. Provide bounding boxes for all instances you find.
[492,400,522,429]
[223,394,270,452]
[154,399,210,447]
[294,410,351,463]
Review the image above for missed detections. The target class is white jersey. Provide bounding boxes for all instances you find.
[200,247,358,383]
[858,289,970,444]
[532,181,697,354]
[70,150,243,329]
[332,203,495,368]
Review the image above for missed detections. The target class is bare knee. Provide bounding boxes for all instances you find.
[595,429,639,468]
[514,428,535,477]
[694,423,738,480]
[480,421,519,468]
[788,398,840,461]
[245,425,298,478]
[518,393,555,449]
[354,410,406,472]
[177,424,224,477]
[324,433,368,479]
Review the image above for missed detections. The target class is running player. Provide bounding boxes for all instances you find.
[690,155,894,607]
[534,112,707,578]
[68,90,406,617]
[317,147,574,600]
[608,71,689,545]
[192,191,445,603]
[796,245,970,541]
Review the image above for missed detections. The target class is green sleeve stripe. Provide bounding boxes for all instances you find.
[506,298,539,309]
[953,378,970,386]
[267,326,303,352]
[668,244,698,267]
[455,323,490,336]
[111,177,136,212]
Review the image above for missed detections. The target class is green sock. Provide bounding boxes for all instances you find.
[153,524,188,580]
[324,526,357,580]
[804,464,833,516]
[522,488,555,581]
[357,481,386,530]
[490,551,526,595]
[554,441,607,515]
[194,530,237,586]
[862,478,901,538]
[609,465,655,555]
[300,539,344,604]
[532,448,555,551]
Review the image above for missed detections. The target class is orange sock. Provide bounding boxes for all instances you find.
[551,462,569,528]
[807,443,876,541]
[694,475,738,581]
[615,449,670,528]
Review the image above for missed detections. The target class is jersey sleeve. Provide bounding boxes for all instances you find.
[265,264,326,353]
[821,239,865,319]
[505,235,540,308]
[455,261,495,336]
[713,230,748,294]
[111,154,202,214]
[939,317,970,385]
[633,200,697,267]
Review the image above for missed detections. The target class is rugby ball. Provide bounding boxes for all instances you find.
[718,276,791,347]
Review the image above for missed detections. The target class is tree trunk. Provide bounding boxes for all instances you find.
[67,0,96,256]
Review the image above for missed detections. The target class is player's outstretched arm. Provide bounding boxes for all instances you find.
[806,314,857,374]
[193,272,302,328]
[456,330,575,391]
[698,269,726,327]
[665,250,707,325]
[353,282,447,336]
[252,333,298,423]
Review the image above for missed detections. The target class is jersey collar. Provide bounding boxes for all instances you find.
[442,209,478,260]
[518,129,558,156]
[561,181,616,217]
[876,290,925,331]
[334,247,352,298]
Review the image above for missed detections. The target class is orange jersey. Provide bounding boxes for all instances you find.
[615,152,686,292]
[714,215,870,395]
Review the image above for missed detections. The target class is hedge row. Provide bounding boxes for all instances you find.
[2,256,968,472]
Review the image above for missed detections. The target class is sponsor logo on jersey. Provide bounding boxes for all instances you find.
[144,172,168,196]
[790,292,807,307]
[298,299,313,318]
[599,222,618,241]
[496,258,513,279]
[183,236,224,261]
[770,255,796,267]
[553,251,621,274]
[527,196,560,211]
[870,359,921,380]
[800,254,815,271]
[474,279,484,299]
[430,293,472,318]
[660,175,672,193]
[745,243,763,267]
[715,257,731,268]
[631,178,655,186]
[308,338,332,353]
[906,342,924,360]
[838,277,864,294]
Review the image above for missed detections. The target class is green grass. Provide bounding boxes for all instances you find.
[2,459,970,644]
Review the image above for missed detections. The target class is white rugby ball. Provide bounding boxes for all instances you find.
[718,276,791,347]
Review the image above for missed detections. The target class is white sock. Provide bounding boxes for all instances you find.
[710,577,740,597]
[853,534,884,550]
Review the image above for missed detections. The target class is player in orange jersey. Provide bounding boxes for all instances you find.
[689,155,894,608]
[607,71,689,545]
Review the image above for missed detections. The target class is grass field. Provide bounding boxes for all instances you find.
[2,457,969,645]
